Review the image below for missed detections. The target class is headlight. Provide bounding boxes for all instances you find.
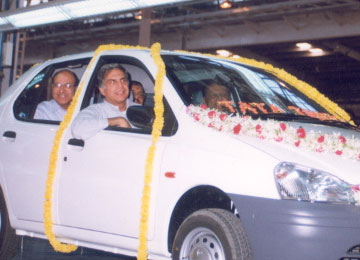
[274,162,356,204]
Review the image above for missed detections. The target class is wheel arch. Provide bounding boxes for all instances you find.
[167,185,233,252]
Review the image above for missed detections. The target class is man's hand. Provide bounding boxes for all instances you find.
[108,117,131,128]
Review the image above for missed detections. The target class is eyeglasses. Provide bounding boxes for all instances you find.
[52,82,75,89]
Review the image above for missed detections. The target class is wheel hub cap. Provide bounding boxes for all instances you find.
[180,227,225,260]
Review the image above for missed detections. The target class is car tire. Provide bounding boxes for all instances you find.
[0,189,20,259]
[172,208,253,260]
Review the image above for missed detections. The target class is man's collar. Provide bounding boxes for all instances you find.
[103,99,130,111]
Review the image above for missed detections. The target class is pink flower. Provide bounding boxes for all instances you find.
[317,135,324,143]
[193,113,200,121]
[335,150,342,155]
[219,126,223,132]
[275,136,283,142]
[233,124,242,135]
[316,147,323,153]
[258,135,265,140]
[200,104,207,110]
[358,153,360,160]
[294,140,301,147]
[208,111,216,119]
[280,123,286,131]
[296,127,306,138]
[219,114,227,121]
[208,122,214,128]
[256,124,262,134]
[351,185,360,191]
[338,136,346,144]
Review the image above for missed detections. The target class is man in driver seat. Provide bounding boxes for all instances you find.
[203,82,232,112]
[71,63,137,140]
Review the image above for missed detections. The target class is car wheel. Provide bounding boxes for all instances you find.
[0,189,19,259]
[172,208,252,260]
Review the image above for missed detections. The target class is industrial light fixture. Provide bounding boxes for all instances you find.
[61,0,136,19]
[219,0,232,9]
[296,42,326,56]
[309,48,325,56]
[296,42,312,51]
[0,0,191,31]
[134,10,143,20]
[216,49,232,57]
[7,6,70,28]
[0,17,8,25]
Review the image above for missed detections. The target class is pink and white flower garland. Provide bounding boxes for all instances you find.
[187,104,360,204]
[187,104,360,161]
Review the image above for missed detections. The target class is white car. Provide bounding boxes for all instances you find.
[0,46,360,260]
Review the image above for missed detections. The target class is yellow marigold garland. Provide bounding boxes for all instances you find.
[43,73,83,253]
[43,43,148,252]
[137,42,165,260]
[175,50,354,125]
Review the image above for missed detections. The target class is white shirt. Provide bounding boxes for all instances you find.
[71,99,137,140]
[34,99,66,121]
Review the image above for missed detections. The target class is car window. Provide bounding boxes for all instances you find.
[80,55,177,136]
[13,58,90,124]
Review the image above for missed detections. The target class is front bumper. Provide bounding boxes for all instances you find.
[229,194,360,260]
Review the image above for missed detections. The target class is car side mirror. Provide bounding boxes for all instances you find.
[126,105,154,130]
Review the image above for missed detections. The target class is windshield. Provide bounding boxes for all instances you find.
[162,54,344,123]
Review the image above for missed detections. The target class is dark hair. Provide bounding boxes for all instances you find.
[203,80,230,97]
[131,80,144,92]
[51,69,79,87]
[97,63,129,87]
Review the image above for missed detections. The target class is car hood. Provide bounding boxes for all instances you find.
[235,121,360,185]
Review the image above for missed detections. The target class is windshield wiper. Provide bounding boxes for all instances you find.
[255,113,319,122]
[254,113,358,130]
[319,119,358,131]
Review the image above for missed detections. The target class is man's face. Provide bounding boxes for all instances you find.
[204,84,231,112]
[132,84,145,105]
[51,71,76,110]
[99,68,129,107]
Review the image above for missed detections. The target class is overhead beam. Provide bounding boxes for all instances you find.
[158,11,360,50]
[322,42,360,62]
[24,7,360,64]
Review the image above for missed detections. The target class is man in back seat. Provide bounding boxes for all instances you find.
[34,69,79,121]
[131,81,146,105]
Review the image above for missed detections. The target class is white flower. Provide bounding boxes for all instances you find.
[187,105,360,161]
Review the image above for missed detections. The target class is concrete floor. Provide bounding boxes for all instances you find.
[11,236,136,260]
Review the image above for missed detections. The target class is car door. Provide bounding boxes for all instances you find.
[0,57,90,224]
[56,54,177,239]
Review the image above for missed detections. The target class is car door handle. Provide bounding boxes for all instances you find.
[68,138,85,147]
[3,131,16,139]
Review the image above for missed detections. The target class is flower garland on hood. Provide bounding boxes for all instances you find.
[187,105,360,204]
[187,104,360,161]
